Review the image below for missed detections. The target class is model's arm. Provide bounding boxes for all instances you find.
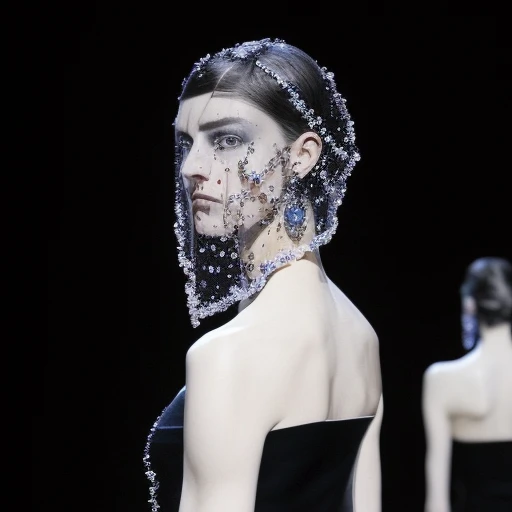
[422,364,452,512]
[353,394,383,512]
[178,336,279,512]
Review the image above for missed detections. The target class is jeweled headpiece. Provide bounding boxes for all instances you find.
[174,38,360,327]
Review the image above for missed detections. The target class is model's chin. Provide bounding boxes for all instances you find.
[194,214,232,237]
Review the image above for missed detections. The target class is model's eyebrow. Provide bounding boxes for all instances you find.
[176,117,253,139]
[197,117,252,132]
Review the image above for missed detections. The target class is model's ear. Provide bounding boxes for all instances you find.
[463,295,477,315]
[289,131,322,178]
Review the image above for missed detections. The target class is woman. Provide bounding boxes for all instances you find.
[422,256,512,512]
[144,38,383,512]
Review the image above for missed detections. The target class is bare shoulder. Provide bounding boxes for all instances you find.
[327,278,380,362]
[327,277,379,341]
[187,327,259,384]
[326,278,381,413]
[185,324,291,429]
[187,322,293,368]
[424,350,478,384]
[423,359,456,393]
[180,327,287,509]
[187,321,310,381]
[423,352,478,411]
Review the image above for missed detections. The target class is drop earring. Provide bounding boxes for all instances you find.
[284,198,307,242]
[461,312,479,351]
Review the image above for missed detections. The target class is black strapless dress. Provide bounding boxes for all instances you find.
[451,439,512,512]
[144,387,373,512]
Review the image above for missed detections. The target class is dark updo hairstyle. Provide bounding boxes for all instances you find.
[177,38,359,237]
[180,41,329,144]
[460,257,512,326]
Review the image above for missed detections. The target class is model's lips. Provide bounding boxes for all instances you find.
[192,192,222,204]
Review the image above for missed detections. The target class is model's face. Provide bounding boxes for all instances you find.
[175,93,291,237]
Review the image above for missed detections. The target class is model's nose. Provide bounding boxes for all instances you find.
[181,148,210,182]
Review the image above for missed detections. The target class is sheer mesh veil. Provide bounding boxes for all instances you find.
[173,38,360,327]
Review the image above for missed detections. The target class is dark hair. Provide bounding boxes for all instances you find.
[180,42,329,143]
[178,39,358,237]
[460,257,512,326]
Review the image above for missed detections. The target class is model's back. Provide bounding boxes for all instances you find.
[423,257,512,512]
[444,344,512,512]
[146,255,382,512]
[228,253,381,429]
[449,339,512,440]
[200,253,382,509]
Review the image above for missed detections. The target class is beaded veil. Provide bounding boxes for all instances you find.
[173,38,360,327]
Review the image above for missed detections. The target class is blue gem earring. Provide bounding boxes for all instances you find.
[284,201,307,242]
[461,312,479,351]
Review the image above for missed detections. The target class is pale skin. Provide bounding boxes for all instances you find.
[176,92,383,512]
[422,298,512,512]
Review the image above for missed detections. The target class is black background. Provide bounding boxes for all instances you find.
[42,13,510,512]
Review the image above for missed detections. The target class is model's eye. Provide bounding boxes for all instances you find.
[176,136,192,160]
[214,135,243,151]
[177,136,192,151]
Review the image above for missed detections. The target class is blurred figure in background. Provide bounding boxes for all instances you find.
[422,256,512,512]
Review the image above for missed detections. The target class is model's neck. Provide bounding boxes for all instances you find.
[238,250,325,312]
[238,202,316,281]
[477,322,512,351]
